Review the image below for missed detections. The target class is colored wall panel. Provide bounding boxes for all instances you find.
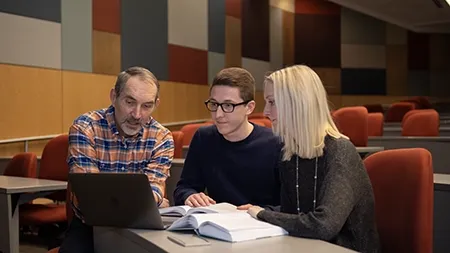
[242,0,270,61]
[270,7,283,70]
[0,64,62,139]
[341,68,386,95]
[121,0,168,80]
[242,57,271,91]
[0,0,61,22]
[169,45,208,85]
[225,16,242,67]
[313,68,341,95]
[341,45,386,69]
[61,0,92,72]
[407,71,429,96]
[295,0,340,15]
[341,7,385,45]
[430,71,450,97]
[209,0,226,53]
[408,32,430,70]
[295,14,340,68]
[93,0,120,34]
[0,13,61,69]
[386,23,407,45]
[93,30,121,75]
[208,52,225,85]
[282,10,295,66]
[270,0,295,13]
[226,0,241,18]
[168,0,208,50]
[430,34,450,71]
[386,45,407,95]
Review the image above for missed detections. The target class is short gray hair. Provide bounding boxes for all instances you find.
[115,66,159,99]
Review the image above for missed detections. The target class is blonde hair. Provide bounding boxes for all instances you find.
[265,65,347,161]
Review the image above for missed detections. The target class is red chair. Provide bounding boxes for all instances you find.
[250,118,272,128]
[171,131,184,158]
[332,106,368,147]
[368,113,384,136]
[20,135,69,226]
[364,148,433,253]
[248,112,266,119]
[385,102,416,122]
[402,110,439,137]
[3,152,37,178]
[180,122,213,146]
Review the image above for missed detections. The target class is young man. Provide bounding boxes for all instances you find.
[173,67,281,209]
[59,67,174,253]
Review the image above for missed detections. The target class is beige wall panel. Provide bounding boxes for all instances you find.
[93,30,121,75]
[270,0,295,12]
[254,91,265,113]
[225,16,242,67]
[62,71,116,131]
[328,95,343,110]
[313,68,341,95]
[341,44,386,68]
[0,64,62,140]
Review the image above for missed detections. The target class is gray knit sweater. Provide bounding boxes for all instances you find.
[257,136,380,253]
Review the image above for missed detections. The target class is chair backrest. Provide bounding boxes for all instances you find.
[364,104,384,114]
[402,110,439,137]
[248,112,266,119]
[39,134,70,201]
[385,102,416,122]
[171,131,184,158]
[368,113,384,136]
[4,152,37,178]
[250,118,272,128]
[180,122,212,146]
[364,148,433,253]
[332,106,368,146]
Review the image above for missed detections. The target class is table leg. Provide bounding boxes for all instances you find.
[0,193,19,253]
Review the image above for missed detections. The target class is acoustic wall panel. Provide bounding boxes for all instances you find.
[270,6,283,70]
[341,7,385,45]
[226,0,241,18]
[0,13,61,69]
[408,32,430,70]
[341,45,386,69]
[341,68,386,95]
[386,23,407,45]
[295,0,340,15]
[407,71,430,96]
[0,0,61,22]
[386,45,407,95]
[242,0,270,61]
[61,0,92,72]
[208,52,225,85]
[93,30,121,75]
[282,10,295,66]
[93,0,120,34]
[242,57,271,91]
[209,0,225,54]
[121,0,168,80]
[225,16,242,67]
[270,0,295,13]
[313,68,341,95]
[168,0,208,50]
[169,44,208,85]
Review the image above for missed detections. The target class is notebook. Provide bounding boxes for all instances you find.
[159,202,242,217]
[166,212,288,243]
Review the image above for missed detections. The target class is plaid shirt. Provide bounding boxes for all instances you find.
[67,105,174,221]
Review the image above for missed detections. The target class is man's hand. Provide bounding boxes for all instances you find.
[185,193,216,207]
[153,192,170,208]
[236,204,253,210]
[247,206,265,219]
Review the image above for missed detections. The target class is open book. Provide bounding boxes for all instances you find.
[159,203,240,217]
[167,212,288,243]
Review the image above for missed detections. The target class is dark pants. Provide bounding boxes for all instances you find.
[58,216,94,253]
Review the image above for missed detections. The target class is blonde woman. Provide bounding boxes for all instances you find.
[247,65,380,252]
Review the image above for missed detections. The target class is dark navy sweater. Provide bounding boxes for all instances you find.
[173,124,281,207]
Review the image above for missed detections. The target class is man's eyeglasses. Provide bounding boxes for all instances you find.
[204,100,249,113]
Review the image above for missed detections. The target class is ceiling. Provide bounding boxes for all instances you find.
[328,0,450,33]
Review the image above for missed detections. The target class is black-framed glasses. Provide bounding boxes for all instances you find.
[204,100,250,113]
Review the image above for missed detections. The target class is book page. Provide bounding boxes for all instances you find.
[159,205,191,216]
[186,202,239,215]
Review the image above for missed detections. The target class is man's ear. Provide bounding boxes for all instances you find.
[154,98,160,109]
[246,100,256,115]
[110,88,117,105]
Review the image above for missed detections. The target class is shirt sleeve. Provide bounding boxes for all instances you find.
[145,130,174,205]
[67,122,100,174]
[257,151,364,241]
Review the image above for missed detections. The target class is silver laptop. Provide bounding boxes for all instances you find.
[68,172,174,229]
